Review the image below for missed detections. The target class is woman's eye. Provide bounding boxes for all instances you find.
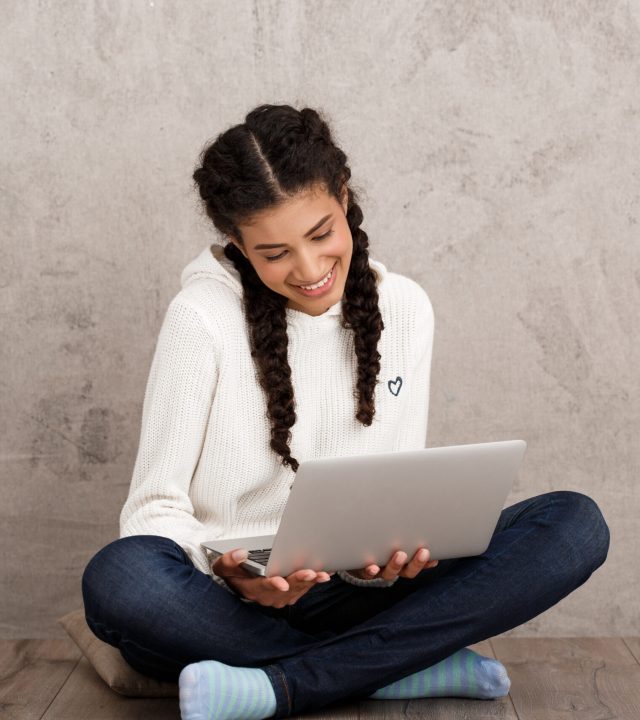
[265,229,334,262]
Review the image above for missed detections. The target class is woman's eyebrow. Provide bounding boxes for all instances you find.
[253,213,333,250]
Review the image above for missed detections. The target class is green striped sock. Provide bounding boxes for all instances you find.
[179,660,277,720]
[368,647,510,700]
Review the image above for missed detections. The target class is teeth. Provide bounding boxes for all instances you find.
[299,268,333,290]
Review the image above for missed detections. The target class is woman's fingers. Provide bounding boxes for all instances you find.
[261,568,333,596]
[405,548,430,577]
[375,551,406,580]
[378,548,438,580]
[227,566,331,606]
[400,549,438,577]
[267,576,289,592]
[281,569,331,589]
[295,570,317,582]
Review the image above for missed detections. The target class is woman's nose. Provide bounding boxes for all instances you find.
[294,250,328,283]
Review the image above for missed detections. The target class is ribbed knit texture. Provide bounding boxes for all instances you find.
[120,243,434,602]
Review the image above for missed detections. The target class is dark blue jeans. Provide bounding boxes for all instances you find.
[82,491,609,718]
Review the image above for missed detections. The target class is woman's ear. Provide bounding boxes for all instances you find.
[229,237,249,260]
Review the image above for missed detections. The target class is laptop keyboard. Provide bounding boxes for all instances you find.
[247,548,272,566]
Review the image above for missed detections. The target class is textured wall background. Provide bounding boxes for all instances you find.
[2,1,638,638]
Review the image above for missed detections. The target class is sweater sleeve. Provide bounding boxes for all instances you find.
[119,295,250,601]
[337,570,399,587]
[395,287,434,452]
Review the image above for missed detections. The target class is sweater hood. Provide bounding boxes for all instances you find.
[181,243,387,320]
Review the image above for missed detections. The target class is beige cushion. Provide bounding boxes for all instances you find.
[57,608,179,697]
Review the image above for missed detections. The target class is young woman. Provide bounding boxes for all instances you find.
[82,104,610,720]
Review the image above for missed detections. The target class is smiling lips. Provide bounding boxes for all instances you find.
[293,262,336,289]
[290,262,338,298]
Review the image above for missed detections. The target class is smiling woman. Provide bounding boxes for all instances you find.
[192,103,387,476]
[80,103,610,720]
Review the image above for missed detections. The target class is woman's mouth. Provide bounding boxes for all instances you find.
[291,262,337,298]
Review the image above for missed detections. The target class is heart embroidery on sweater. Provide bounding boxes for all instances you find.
[388,376,403,396]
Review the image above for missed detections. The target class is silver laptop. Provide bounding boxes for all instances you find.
[201,439,527,578]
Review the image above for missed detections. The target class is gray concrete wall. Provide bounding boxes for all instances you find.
[2,0,638,638]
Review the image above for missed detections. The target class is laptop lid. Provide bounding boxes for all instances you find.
[203,439,526,578]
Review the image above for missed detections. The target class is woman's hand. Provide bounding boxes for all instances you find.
[211,549,334,608]
[346,547,438,581]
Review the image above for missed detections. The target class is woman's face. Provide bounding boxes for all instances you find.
[231,184,352,316]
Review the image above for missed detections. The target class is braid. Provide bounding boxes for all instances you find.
[341,208,384,426]
[192,104,383,473]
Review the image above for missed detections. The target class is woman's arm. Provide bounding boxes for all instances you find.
[119,295,239,596]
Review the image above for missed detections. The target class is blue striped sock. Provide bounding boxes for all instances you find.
[368,647,510,700]
[179,660,277,720]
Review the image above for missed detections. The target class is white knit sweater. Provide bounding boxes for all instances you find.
[120,243,434,602]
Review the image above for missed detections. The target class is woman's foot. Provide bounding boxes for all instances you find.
[369,647,511,700]
[179,659,277,720]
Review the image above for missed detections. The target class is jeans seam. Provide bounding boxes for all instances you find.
[272,663,292,716]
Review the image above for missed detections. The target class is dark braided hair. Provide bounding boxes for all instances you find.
[192,104,384,473]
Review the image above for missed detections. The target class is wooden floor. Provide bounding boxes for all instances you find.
[2,637,640,719]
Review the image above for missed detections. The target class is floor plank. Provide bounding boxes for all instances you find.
[41,655,180,720]
[622,638,640,665]
[358,696,517,719]
[0,639,81,720]
[492,637,640,720]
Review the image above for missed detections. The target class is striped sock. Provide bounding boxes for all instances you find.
[179,660,277,720]
[368,647,511,700]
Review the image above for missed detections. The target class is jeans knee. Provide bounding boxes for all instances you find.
[82,536,163,623]
[82,535,199,641]
[553,490,610,572]
[82,537,129,618]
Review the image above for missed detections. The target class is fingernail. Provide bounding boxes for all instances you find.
[417,549,428,562]
[232,549,248,561]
